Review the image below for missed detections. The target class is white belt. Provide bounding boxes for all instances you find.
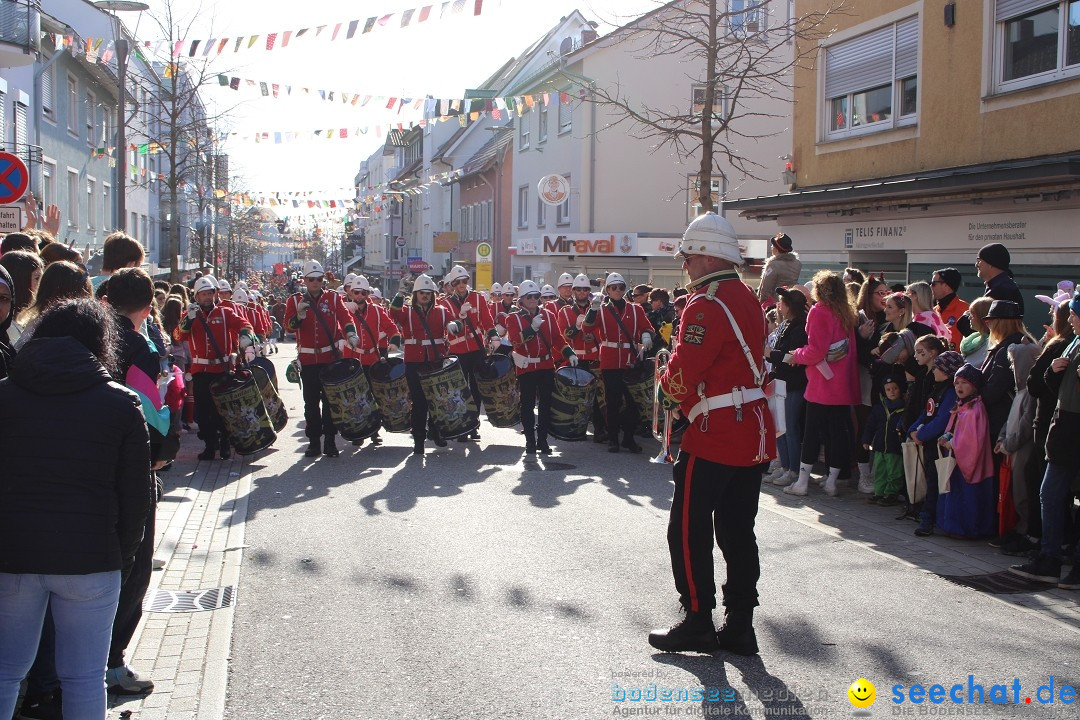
[520,355,550,365]
[192,357,225,365]
[299,345,334,354]
[601,341,634,349]
[404,338,445,345]
[688,388,767,422]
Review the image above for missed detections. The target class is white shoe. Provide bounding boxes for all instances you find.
[152,558,166,570]
[773,470,797,487]
[816,475,826,487]
[824,478,839,497]
[765,466,786,482]
[857,478,875,494]
[783,478,808,496]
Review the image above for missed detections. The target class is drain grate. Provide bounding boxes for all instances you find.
[939,572,1055,594]
[143,586,235,612]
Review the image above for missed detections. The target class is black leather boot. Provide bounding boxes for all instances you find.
[304,440,321,457]
[323,436,339,458]
[648,610,719,653]
[714,608,758,656]
[198,445,217,461]
[219,437,232,460]
[412,439,425,456]
[524,429,536,455]
[537,436,552,455]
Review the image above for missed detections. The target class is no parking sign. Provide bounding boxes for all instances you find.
[0,152,29,206]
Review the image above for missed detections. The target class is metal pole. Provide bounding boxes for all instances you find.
[115,35,128,231]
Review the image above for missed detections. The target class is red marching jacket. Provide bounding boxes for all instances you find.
[583,299,652,370]
[505,307,572,375]
[285,291,357,366]
[389,301,458,364]
[440,291,494,355]
[556,302,600,362]
[177,305,252,375]
[345,301,400,367]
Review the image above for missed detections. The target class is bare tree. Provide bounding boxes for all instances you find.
[561,0,844,212]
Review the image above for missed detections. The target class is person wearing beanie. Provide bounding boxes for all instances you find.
[756,232,801,307]
[931,268,968,349]
[907,350,961,536]
[975,242,1024,313]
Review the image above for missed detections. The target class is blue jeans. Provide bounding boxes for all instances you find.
[777,389,805,471]
[0,571,121,720]
[1040,463,1080,560]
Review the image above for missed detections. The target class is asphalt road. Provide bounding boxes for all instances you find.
[224,345,1079,720]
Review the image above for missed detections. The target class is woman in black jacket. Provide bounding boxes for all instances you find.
[979,301,1035,442]
[0,265,15,380]
[0,299,152,720]
[767,286,809,487]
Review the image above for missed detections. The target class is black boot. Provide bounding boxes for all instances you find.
[537,436,552,455]
[432,430,447,448]
[304,440,321,457]
[219,437,232,460]
[323,436,339,457]
[648,610,719,653]
[608,438,621,453]
[371,432,383,446]
[524,429,536,455]
[198,445,217,461]
[621,432,642,453]
[412,439,425,456]
[714,608,759,656]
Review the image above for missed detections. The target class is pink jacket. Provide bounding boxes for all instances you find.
[792,304,861,406]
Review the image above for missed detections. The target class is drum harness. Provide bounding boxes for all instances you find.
[604,301,641,369]
[306,293,344,362]
[351,304,384,360]
[413,304,446,365]
[518,308,553,366]
[196,309,233,371]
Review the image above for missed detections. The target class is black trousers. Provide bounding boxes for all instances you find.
[668,452,765,612]
[405,362,438,443]
[109,499,155,667]
[800,402,852,469]
[193,373,227,449]
[456,350,484,416]
[583,361,607,436]
[300,363,335,441]
[601,369,639,439]
[519,369,554,441]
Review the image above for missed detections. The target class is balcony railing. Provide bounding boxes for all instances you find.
[0,0,40,66]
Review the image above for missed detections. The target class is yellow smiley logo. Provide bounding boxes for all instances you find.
[848,679,876,709]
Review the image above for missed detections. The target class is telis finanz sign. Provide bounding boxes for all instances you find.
[517,233,639,257]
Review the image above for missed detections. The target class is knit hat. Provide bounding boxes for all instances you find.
[1071,291,1080,317]
[771,233,793,252]
[933,350,964,377]
[978,243,1011,272]
[934,268,962,293]
[954,363,985,391]
[879,328,916,365]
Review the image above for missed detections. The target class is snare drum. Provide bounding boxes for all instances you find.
[321,358,382,441]
[475,354,520,428]
[419,357,480,439]
[549,366,597,441]
[210,369,276,455]
[368,358,412,433]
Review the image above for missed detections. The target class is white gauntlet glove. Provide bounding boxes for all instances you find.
[447,321,461,334]
[295,301,309,320]
[186,303,199,320]
[641,332,653,351]
[511,351,529,369]
[575,315,585,330]
[530,315,544,331]
[345,301,358,313]
[568,354,579,368]
[458,302,473,319]
[487,336,502,353]
[590,296,602,311]
[347,334,360,349]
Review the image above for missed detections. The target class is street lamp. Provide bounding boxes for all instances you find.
[94,1,148,233]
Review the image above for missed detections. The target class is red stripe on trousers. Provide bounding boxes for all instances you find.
[682,455,699,612]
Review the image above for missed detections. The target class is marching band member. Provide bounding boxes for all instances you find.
[389,274,463,456]
[553,272,575,310]
[505,280,578,455]
[649,212,775,657]
[540,284,557,307]
[557,273,607,442]
[489,282,515,356]
[583,272,653,453]
[440,265,494,442]
[177,276,255,461]
[343,274,400,447]
[285,260,360,458]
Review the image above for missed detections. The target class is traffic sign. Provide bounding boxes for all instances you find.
[0,205,20,233]
[0,152,29,206]
[395,236,407,248]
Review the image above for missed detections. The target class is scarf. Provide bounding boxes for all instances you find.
[948,397,995,484]
[960,332,987,358]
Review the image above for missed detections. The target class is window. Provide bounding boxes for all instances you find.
[87,177,97,230]
[558,93,572,133]
[824,16,919,139]
[483,200,491,241]
[692,85,729,119]
[130,212,138,240]
[43,161,55,208]
[460,207,468,241]
[538,97,549,143]
[41,62,54,119]
[688,176,726,221]
[730,0,766,34]
[556,175,571,225]
[86,92,95,146]
[517,185,529,228]
[67,76,78,135]
[995,1,1080,90]
[67,170,79,228]
[537,194,547,228]
[103,183,111,230]
[0,89,6,148]
[14,98,27,162]
[519,106,530,149]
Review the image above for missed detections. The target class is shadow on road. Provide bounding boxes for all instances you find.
[653,652,810,718]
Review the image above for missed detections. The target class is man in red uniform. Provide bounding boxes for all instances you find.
[553,272,574,310]
[506,280,578,455]
[557,273,606,442]
[583,272,653,453]
[389,274,464,455]
[648,212,776,656]
[343,274,400,446]
[439,265,494,442]
[285,260,360,458]
[177,276,255,461]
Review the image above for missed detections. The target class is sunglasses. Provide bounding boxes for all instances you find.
[451,278,468,286]
[522,293,541,300]
[609,284,627,291]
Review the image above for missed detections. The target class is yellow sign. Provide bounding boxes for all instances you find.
[475,242,493,289]
[433,231,459,253]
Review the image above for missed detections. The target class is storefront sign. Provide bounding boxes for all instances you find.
[515,233,638,257]
[538,175,570,206]
[433,231,459,253]
[407,257,429,273]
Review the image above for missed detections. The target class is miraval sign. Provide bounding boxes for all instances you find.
[517,233,639,256]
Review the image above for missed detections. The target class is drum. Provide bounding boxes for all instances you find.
[549,366,597,441]
[249,364,288,432]
[321,358,383,441]
[249,356,278,391]
[419,357,480,439]
[475,354,520,428]
[624,359,655,432]
[368,357,412,433]
[210,370,276,455]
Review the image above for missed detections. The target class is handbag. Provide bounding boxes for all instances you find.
[935,447,956,494]
[902,440,926,504]
[769,378,787,436]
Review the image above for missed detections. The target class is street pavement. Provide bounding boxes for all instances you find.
[109,341,1079,720]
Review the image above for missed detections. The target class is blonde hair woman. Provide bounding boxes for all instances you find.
[906,281,950,340]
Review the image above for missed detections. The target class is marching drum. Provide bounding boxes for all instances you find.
[368,358,412,433]
[210,370,276,455]
[249,356,279,390]
[549,366,597,441]
[249,364,288,432]
[321,358,382,441]
[475,354,520,428]
[419,357,480,439]
[624,359,655,432]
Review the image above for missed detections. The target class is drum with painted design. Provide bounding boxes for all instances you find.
[419,357,480,439]
[210,370,276,455]
[368,357,412,433]
[549,366,597,441]
[475,354,520,427]
[624,358,655,432]
[249,364,288,432]
[321,358,382,441]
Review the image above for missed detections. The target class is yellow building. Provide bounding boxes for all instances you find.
[728,0,1080,326]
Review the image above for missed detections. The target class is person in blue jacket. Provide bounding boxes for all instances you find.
[908,351,963,536]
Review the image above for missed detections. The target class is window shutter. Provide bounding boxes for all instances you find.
[41,68,52,112]
[995,0,1055,22]
[824,25,894,99]
[894,16,919,79]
